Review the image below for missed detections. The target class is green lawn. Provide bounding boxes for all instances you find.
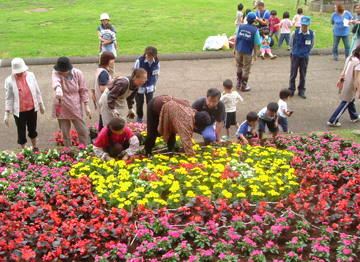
[0,0,338,58]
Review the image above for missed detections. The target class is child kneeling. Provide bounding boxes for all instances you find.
[258,102,279,140]
[93,117,142,161]
[236,111,259,144]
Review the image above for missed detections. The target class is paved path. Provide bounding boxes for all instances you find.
[0,54,354,150]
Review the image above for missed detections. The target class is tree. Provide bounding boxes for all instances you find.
[320,0,324,14]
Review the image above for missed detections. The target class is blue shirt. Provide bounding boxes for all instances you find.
[331,11,352,36]
[236,121,254,137]
[235,24,261,54]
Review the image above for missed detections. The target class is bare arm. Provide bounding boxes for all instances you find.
[215,122,223,142]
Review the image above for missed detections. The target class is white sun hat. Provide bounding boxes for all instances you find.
[11,58,29,74]
[100,13,110,20]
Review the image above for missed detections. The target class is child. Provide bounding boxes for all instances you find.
[258,102,279,140]
[292,8,304,30]
[278,89,293,133]
[97,13,116,53]
[93,117,142,161]
[134,46,160,123]
[235,4,244,31]
[100,23,118,57]
[243,9,252,24]
[269,10,280,42]
[260,29,277,59]
[220,79,243,140]
[236,111,258,144]
[278,11,293,50]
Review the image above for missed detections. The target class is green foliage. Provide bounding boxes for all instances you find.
[0,0,335,58]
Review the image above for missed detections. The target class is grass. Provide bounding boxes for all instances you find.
[0,0,341,59]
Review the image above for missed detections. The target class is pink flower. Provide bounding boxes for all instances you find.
[288,251,294,257]
[343,247,351,255]
[219,253,226,259]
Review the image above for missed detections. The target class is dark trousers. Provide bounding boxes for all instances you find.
[288,56,309,95]
[105,132,142,158]
[328,99,359,124]
[144,97,176,155]
[98,114,104,132]
[136,92,154,119]
[14,108,38,145]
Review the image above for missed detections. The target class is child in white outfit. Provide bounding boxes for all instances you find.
[220,79,243,140]
[278,89,293,133]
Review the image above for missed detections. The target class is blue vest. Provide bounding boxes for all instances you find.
[235,24,257,54]
[138,56,160,94]
[292,29,314,58]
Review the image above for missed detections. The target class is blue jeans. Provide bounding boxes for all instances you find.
[333,34,351,59]
[278,116,289,133]
[328,99,359,124]
[194,125,216,142]
[258,119,280,133]
[278,33,290,46]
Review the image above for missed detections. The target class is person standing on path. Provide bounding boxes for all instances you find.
[350,4,360,53]
[327,45,360,127]
[331,3,352,61]
[134,46,160,124]
[288,16,315,99]
[52,57,92,148]
[234,12,261,91]
[4,58,45,151]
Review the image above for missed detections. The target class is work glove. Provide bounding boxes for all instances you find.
[112,109,120,118]
[4,112,10,127]
[55,86,63,100]
[127,108,136,119]
[84,103,92,119]
[39,103,45,114]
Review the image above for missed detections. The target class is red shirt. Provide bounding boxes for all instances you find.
[15,72,35,112]
[94,126,135,148]
[269,17,281,32]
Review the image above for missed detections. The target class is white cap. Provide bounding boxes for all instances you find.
[11,58,29,74]
[100,13,110,21]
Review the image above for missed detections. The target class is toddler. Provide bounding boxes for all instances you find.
[278,11,293,50]
[236,111,258,144]
[260,29,277,59]
[278,89,293,133]
[269,10,280,42]
[220,79,243,140]
[235,3,244,30]
[100,23,118,57]
[292,8,304,30]
[258,102,279,140]
[243,9,252,24]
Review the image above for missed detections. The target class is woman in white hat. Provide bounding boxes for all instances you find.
[4,58,45,151]
[97,13,116,76]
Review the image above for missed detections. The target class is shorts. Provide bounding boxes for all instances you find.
[258,119,280,133]
[270,30,280,37]
[224,111,237,129]
[260,48,272,54]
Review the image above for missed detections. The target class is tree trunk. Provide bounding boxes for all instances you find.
[320,0,324,15]
[350,0,354,14]
[296,0,300,10]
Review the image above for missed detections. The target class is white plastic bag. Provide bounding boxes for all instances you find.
[203,34,228,51]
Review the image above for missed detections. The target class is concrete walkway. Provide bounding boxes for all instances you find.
[0,50,354,150]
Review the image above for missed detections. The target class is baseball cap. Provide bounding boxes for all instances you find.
[301,16,311,25]
[247,12,257,22]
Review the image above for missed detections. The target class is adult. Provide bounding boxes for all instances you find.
[350,4,360,53]
[4,58,45,150]
[97,13,116,77]
[288,16,316,99]
[134,46,160,123]
[52,57,91,148]
[327,45,360,127]
[255,2,270,30]
[331,3,352,61]
[192,88,225,143]
[144,95,211,157]
[98,68,147,127]
[234,12,261,91]
[93,51,115,132]
[93,117,142,161]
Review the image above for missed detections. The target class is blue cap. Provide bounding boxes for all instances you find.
[301,16,311,25]
[247,12,256,22]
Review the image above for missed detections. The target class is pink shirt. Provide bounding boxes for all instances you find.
[52,68,89,119]
[269,17,281,32]
[15,72,34,112]
[280,18,293,34]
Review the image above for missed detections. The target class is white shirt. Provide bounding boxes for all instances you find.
[220,91,243,112]
[278,99,288,118]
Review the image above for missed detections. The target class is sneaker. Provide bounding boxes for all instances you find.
[260,54,265,59]
[287,46,291,51]
[32,147,39,153]
[137,117,143,123]
[327,121,341,127]
[298,93,307,99]
[221,136,231,140]
[350,115,360,123]
[271,55,277,59]
[278,46,281,50]
[241,86,251,92]
[334,57,339,61]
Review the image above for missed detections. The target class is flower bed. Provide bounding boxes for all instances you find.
[0,131,360,261]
